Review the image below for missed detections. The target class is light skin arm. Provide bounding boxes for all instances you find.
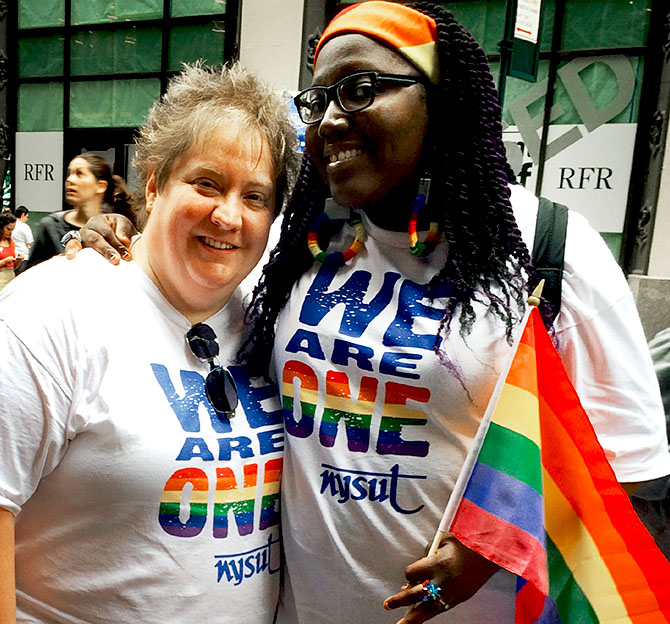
[0,508,16,624]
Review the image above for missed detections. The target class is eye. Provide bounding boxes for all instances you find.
[193,178,219,195]
[340,76,374,107]
[244,191,270,208]
[300,90,326,119]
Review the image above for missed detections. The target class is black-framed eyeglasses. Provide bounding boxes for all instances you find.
[186,323,238,419]
[294,71,428,125]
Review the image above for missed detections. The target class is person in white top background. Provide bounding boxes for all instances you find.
[10,207,32,275]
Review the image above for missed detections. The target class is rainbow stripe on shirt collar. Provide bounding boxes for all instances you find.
[314,1,439,85]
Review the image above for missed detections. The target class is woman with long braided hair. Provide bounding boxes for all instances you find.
[77,1,669,621]
[242,2,668,622]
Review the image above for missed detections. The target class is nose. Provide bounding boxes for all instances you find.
[210,195,243,230]
[317,97,350,139]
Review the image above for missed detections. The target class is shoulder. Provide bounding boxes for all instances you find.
[37,210,68,226]
[509,184,629,318]
[12,221,27,236]
[35,211,72,237]
[559,207,630,325]
[1,250,125,321]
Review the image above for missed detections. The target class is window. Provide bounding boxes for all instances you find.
[16,0,238,131]
[445,0,652,260]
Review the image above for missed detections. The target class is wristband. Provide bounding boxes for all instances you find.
[60,230,82,248]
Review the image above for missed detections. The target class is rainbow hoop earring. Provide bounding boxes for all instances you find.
[409,177,440,257]
[308,210,366,267]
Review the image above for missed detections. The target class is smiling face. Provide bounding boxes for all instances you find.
[306,34,429,228]
[134,123,276,323]
[65,156,107,208]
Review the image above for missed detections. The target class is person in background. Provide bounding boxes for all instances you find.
[630,326,670,560]
[649,328,670,428]
[0,213,23,291]
[0,63,297,623]
[10,207,33,276]
[26,153,134,269]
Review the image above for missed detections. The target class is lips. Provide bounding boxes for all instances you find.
[200,236,235,250]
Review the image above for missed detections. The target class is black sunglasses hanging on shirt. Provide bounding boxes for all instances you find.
[186,323,239,419]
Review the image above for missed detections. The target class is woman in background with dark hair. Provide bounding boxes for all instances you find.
[26,152,134,268]
[0,213,22,290]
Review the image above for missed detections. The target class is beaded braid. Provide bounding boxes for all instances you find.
[240,156,328,376]
[406,1,534,341]
[240,1,541,378]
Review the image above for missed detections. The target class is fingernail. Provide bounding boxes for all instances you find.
[383,600,392,611]
[120,249,131,258]
[401,583,410,590]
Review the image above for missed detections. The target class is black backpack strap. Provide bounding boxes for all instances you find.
[530,197,569,323]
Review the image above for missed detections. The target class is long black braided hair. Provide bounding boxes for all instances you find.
[240,0,539,378]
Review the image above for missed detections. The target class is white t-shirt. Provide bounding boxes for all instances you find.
[11,219,33,260]
[0,251,284,624]
[272,184,670,623]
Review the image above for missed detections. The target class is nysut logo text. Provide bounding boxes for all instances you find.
[215,534,281,585]
[320,463,426,515]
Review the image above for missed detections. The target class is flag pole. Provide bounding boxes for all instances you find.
[427,280,545,557]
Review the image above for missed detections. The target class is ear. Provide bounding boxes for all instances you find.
[96,179,108,197]
[145,170,158,214]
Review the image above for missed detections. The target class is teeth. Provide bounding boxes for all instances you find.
[202,237,234,250]
[329,148,359,164]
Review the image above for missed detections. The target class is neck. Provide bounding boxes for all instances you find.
[66,200,104,227]
[363,184,432,232]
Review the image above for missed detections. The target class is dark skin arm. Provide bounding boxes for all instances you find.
[66,213,137,262]
[385,480,646,622]
[384,534,499,623]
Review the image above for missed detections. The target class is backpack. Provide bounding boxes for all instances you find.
[530,197,569,325]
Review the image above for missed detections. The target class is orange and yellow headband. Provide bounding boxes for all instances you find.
[314,1,439,84]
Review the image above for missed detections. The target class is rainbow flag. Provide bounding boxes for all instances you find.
[438,306,670,623]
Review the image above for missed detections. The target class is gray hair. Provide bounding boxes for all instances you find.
[132,62,299,216]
